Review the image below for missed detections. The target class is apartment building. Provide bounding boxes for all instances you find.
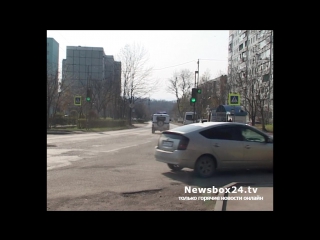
[228,30,273,123]
[62,46,121,118]
[196,75,228,118]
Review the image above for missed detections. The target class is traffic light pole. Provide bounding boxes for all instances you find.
[196,60,199,122]
[193,60,200,123]
[194,71,196,123]
[193,103,196,123]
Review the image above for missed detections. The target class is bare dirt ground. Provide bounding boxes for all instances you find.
[47,183,218,211]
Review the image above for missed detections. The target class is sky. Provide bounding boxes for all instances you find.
[47,30,229,101]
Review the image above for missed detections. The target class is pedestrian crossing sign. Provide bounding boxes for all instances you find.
[74,96,81,106]
[228,93,240,106]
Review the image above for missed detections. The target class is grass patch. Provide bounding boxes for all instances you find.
[81,126,134,132]
[49,125,134,132]
[254,124,273,133]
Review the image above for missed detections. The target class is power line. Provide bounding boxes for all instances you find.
[153,59,227,71]
[153,60,195,70]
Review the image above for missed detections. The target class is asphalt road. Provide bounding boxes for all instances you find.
[47,122,273,211]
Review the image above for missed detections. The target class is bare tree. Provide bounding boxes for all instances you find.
[60,66,90,121]
[89,78,115,118]
[167,69,193,118]
[47,68,60,129]
[117,43,157,124]
[196,71,229,121]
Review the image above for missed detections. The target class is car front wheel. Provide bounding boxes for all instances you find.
[194,156,215,178]
[167,163,183,171]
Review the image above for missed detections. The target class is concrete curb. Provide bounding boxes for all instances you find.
[214,182,254,211]
[214,182,238,211]
[47,130,84,134]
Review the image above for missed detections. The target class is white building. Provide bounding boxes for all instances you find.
[228,30,273,123]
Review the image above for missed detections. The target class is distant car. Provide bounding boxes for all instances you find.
[152,113,170,133]
[183,112,196,125]
[154,122,273,178]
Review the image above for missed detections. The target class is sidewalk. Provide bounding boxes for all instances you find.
[215,182,273,211]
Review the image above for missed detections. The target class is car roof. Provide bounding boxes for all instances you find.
[165,122,265,135]
[164,122,225,134]
[153,113,169,116]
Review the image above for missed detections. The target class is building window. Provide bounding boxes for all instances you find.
[239,43,243,51]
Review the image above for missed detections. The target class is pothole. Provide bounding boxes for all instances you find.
[121,188,163,197]
[170,182,181,186]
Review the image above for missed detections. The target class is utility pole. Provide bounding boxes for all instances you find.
[197,59,199,88]
[193,59,199,122]
[193,59,199,123]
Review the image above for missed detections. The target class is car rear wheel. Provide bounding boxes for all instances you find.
[194,156,215,178]
[167,163,183,171]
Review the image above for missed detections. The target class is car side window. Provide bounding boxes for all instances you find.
[241,127,265,142]
[200,126,242,141]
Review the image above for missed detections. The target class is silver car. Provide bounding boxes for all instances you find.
[154,122,273,178]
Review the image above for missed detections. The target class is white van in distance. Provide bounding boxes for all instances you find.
[183,112,197,125]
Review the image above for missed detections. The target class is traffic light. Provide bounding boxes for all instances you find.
[192,88,197,102]
[197,88,201,94]
[86,88,92,102]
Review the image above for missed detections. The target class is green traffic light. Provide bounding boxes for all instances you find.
[86,97,91,102]
[191,97,196,103]
[197,89,201,94]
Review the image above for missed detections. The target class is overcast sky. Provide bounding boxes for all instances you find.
[47,30,229,101]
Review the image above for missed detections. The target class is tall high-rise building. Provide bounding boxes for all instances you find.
[228,30,273,123]
[63,46,105,91]
[47,37,60,116]
[47,37,59,77]
[62,46,121,118]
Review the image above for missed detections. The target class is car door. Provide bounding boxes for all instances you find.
[239,126,273,168]
[200,125,245,168]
